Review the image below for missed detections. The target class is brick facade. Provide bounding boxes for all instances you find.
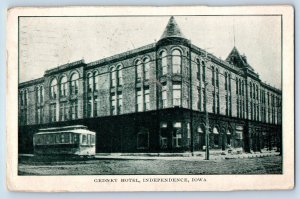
[18,16,282,154]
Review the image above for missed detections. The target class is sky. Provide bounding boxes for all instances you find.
[19,16,282,89]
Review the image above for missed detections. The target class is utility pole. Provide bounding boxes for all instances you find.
[204,81,210,160]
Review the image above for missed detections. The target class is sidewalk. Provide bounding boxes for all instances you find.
[95,149,280,161]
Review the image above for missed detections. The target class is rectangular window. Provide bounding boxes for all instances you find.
[216,93,220,114]
[71,100,78,120]
[111,94,116,115]
[173,84,181,107]
[144,88,150,111]
[50,104,56,122]
[197,88,201,110]
[212,92,215,113]
[117,92,123,114]
[202,88,205,111]
[161,84,168,108]
[59,102,68,121]
[94,97,98,117]
[87,96,92,118]
[137,89,143,112]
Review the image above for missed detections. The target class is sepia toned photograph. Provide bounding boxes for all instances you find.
[6,6,294,191]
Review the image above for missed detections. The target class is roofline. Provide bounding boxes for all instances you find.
[87,43,156,68]
[19,77,45,88]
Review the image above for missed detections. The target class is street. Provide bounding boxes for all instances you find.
[18,155,282,175]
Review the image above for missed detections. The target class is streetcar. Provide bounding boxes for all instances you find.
[33,125,96,156]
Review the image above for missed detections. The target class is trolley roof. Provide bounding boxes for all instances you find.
[35,125,95,135]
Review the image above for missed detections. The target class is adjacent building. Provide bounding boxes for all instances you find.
[18,16,282,154]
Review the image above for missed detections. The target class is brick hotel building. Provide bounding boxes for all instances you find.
[18,17,282,154]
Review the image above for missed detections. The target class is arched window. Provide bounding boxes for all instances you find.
[70,72,79,95]
[110,67,116,87]
[93,71,98,91]
[36,86,40,103]
[216,68,219,87]
[172,49,181,74]
[143,57,150,80]
[250,82,253,98]
[239,79,242,95]
[117,65,123,86]
[225,72,228,90]
[60,76,68,97]
[256,85,259,100]
[253,84,256,99]
[202,61,206,82]
[211,66,215,85]
[160,51,167,75]
[136,60,142,82]
[87,73,93,92]
[196,59,201,80]
[50,78,57,99]
[40,86,44,103]
[228,74,231,91]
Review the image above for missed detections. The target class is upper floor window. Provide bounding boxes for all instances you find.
[225,72,228,90]
[70,72,79,95]
[111,93,116,115]
[172,49,181,74]
[236,78,239,94]
[256,85,259,100]
[211,66,215,86]
[87,73,93,92]
[173,84,181,107]
[228,74,231,92]
[144,87,150,111]
[93,71,99,91]
[196,59,201,80]
[50,78,58,99]
[110,67,116,87]
[250,82,253,98]
[35,86,40,103]
[202,61,206,83]
[117,65,123,86]
[117,92,123,114]
[40,86,44,103]
[162,84,168,108]
[136,88,143,112]
[160,51,168,75]
[239,79,242,95]
[60,76,68,97]
[216,68,219,88]
[144,58,150,80]
[136,60,142,82]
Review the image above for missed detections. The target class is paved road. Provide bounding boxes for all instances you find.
[18,155,282,175]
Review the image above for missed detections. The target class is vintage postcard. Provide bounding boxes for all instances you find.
[6,6,294,191]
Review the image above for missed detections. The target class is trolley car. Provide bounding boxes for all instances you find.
[33,125,96,156]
